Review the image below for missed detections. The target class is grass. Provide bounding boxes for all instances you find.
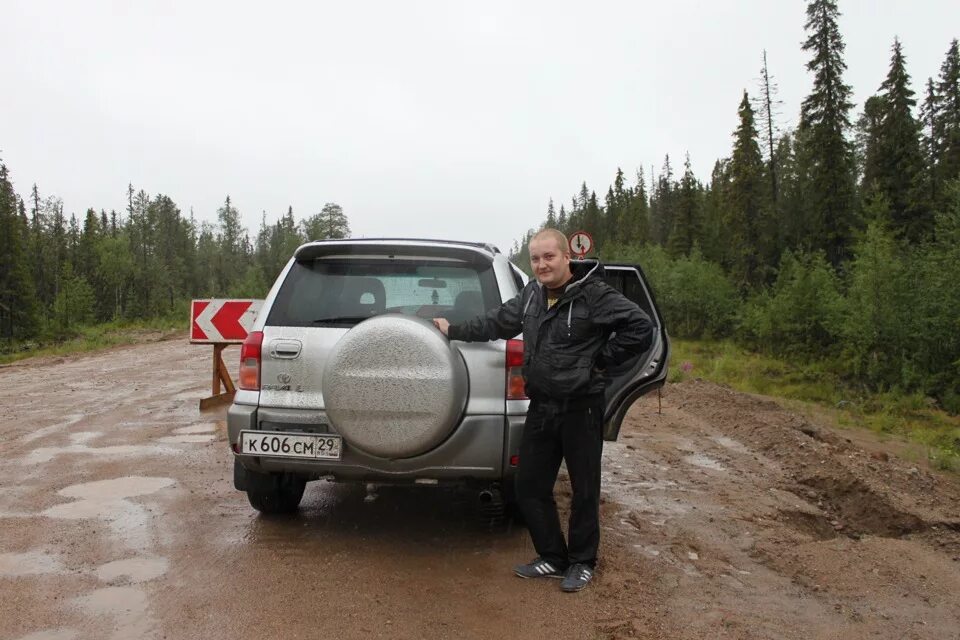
[669,338,960,472]
[0,316,186,366]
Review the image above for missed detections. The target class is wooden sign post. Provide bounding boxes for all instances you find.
[190,299,263,410]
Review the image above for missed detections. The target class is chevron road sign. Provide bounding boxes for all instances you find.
[190,299,263,344]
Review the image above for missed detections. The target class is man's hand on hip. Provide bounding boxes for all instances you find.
[432,318,450,336]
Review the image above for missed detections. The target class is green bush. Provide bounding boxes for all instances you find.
[738,250,844,357]
[607,244,739,339]
[841,220,910,387]
[900,187,960,410]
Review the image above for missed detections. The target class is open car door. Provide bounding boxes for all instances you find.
[598,262,670,441]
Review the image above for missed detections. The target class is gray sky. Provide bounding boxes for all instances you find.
[2,1,957,257]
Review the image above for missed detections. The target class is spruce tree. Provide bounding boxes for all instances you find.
[650,155,675,245]
[919,78,941,204]
[935,39,960,202]
[858,95,886,192]
[870,39,930,241]
[701,160,730,265]
[629,168,650,245]
[0,162,39,339]
[727,92,773,287]
[29,184,47,309]
[545,198,557,229]
[215,195,246,295]
[583,191,601,241]
[756,50,783,204]
[798,0,857,267]
[667,154,703,258]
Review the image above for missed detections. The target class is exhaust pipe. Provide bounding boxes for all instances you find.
[477,486,505,526]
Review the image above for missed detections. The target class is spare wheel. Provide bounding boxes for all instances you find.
[322,314,468,459]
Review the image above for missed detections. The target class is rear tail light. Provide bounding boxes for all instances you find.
[239,331,263,391]
[505,338,527,400]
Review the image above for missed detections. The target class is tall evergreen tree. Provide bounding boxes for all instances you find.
[667,154,703,258]
[650,155,675,245]
[934,39,960,204]
[727,91,774,287]
[0,162,39,339]
[756,50,783,204]
[29,184,48,309]
[215,195,246,295]
[582,191,601,242]
[545,198,557,229]
[868,39,930,241]
[797,0,857,267]
[701,160,730,265]
[858,95,886,189]
[628,168,650,245]
[920,78,942,204]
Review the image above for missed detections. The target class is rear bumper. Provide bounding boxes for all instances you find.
[228,403,521,483]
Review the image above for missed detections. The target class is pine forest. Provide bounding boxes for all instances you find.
[1,0,959,414]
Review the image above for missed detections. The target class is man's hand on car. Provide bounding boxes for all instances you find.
[432,318,450,336]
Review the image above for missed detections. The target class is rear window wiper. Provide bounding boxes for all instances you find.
[312,316,373,325]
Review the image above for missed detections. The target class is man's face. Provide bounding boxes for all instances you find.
[529,236,572,289]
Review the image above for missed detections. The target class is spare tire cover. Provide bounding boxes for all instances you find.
[322,314,468,459]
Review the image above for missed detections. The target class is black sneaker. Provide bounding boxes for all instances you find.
[513,557,565,579]
[560,563,594,592]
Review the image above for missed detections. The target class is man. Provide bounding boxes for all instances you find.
[433,228,653,592]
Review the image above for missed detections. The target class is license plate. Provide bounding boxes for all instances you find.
[239,430,342,460]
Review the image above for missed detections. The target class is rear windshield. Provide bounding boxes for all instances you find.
[266,259,501,327]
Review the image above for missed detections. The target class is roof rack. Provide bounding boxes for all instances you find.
[304,237,501,254]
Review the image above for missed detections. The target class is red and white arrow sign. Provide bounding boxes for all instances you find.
[190,299,263,344]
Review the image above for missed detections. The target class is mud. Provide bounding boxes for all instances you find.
[1,340,959,639]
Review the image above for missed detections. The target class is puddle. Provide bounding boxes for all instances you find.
[14,630,79,640]
[155,435,216,444]
[604,486,692,517]
[0,551,64,576]
[55,476,175,503]
[69,432,102,444]
[711,435,750,454]
[171,389,208,401]
[683,453,725,471]
[74,585,147,614]
[72,586,151,640]
[96,557,168,583]
[42,476,176,550]
[634,544,662,557]
[173,424,218,435]
[19,414,86,443]
[21,443,175,465]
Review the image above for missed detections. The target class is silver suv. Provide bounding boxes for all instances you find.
[227,238,668,515]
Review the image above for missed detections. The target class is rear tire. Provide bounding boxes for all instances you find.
[241,466,306,515]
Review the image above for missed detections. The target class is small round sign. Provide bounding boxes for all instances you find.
[568,231,593,257]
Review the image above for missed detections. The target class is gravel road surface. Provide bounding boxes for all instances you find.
[1,337,958,639]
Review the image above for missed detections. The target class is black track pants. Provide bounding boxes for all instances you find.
[515,398,605,569]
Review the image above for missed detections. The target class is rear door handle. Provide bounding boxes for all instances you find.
[270,339,302,359]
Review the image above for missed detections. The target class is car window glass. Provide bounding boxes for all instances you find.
[603,267,657,325]
[266,259,499,327]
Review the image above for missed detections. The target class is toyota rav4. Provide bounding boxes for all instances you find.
[227,238,668,515]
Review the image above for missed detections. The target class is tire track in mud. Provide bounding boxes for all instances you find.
[599,380,960,639]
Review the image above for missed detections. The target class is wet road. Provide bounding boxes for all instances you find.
[4,338,960,640]
[0,339,628,640]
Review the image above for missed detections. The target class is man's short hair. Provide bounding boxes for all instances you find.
[531,228,569,254]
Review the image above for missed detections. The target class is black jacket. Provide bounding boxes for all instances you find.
[449,260,653,401]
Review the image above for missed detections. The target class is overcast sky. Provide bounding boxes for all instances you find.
[2,1,957,257]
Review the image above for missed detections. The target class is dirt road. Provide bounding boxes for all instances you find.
[1,338,959,640]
